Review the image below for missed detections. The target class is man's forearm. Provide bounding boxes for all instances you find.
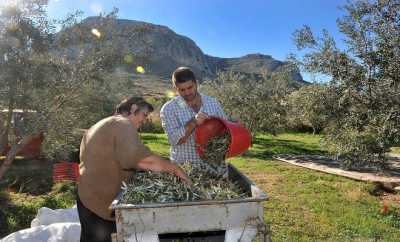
[137,155,186,178]
[177,118,197,145]
[136,155,169,172]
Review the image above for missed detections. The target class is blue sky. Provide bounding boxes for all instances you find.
[47,0,349,81]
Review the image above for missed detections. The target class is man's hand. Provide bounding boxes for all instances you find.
[136,155,192,185]
[178,112,209,145]
[194,112,209,126]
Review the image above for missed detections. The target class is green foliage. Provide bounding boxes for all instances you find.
[286,84,332,134]
[323,125,392,170]
[293,0,400,169]
[201,66,301,135]
[133,95,168,133]
[42,181,77,208]
[0,1,153,164]
[121,162,246,204]
[138,119,164,133]
[0,159,53,195]
[39,9,126,160]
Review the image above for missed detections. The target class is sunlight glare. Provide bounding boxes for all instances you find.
[165,90,176,98]
[91,28,101,38]
[0,0,19,8]
[136,66,145,74]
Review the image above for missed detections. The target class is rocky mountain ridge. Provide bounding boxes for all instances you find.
[56,17,304,85]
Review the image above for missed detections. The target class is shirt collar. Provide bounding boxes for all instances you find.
[176,92,203,109]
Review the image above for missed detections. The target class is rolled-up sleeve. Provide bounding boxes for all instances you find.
[160,104,186,146]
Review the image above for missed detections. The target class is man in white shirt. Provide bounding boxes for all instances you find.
[160,67,227,164]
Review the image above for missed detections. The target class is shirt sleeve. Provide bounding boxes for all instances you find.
[160,104,186,146]
[113,122,152,169]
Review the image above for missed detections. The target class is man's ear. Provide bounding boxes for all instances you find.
[130,104,138,114]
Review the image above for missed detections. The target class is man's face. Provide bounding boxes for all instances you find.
[131,107,150,129]
[175,80,198,102]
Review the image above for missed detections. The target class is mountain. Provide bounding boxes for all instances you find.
[206,53,304,82]
[55,17,305,89]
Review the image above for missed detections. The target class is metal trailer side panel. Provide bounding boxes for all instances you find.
[112,163,269,242]
[116,201,263,241]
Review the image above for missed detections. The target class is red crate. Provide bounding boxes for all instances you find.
[53,162,79,183]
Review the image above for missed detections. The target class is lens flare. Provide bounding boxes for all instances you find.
[136,66,145,74]
[123,54,134,64]
[165,90,176,98]
[91,28,101,38]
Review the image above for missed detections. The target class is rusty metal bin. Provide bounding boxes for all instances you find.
[111,164,268,242]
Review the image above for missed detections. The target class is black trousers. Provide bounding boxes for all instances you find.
[77,195,116,242]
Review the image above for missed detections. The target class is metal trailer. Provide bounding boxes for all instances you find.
[111,164,269,242]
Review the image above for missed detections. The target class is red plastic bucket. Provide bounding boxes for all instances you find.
[195,117,252,159]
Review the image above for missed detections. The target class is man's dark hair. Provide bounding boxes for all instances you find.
[115,96,154,115]
[172,67,196,86]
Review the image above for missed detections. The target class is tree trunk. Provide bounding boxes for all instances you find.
[0,135,33,179]
[1,79,17,155]
[5,80,16,137]
[0,123,8,155]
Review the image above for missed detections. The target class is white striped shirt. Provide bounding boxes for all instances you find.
[160,93,227,164]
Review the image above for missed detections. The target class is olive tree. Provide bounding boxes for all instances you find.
[293,0,400,169]
[0,1,136,178]
[0,0,60,178]
[286,84,332,134]
[201,64,301,135]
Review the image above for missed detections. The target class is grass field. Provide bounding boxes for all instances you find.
[1,132,399,241]
[0,181,76,238]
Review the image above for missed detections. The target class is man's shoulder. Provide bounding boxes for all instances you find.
[90,116,115,130]
[160,97,180,112]
[86,116,120,138]
[113,116,134,127]
[201,94,219,104]
[111,117,140,140]
[102,116,134,132]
